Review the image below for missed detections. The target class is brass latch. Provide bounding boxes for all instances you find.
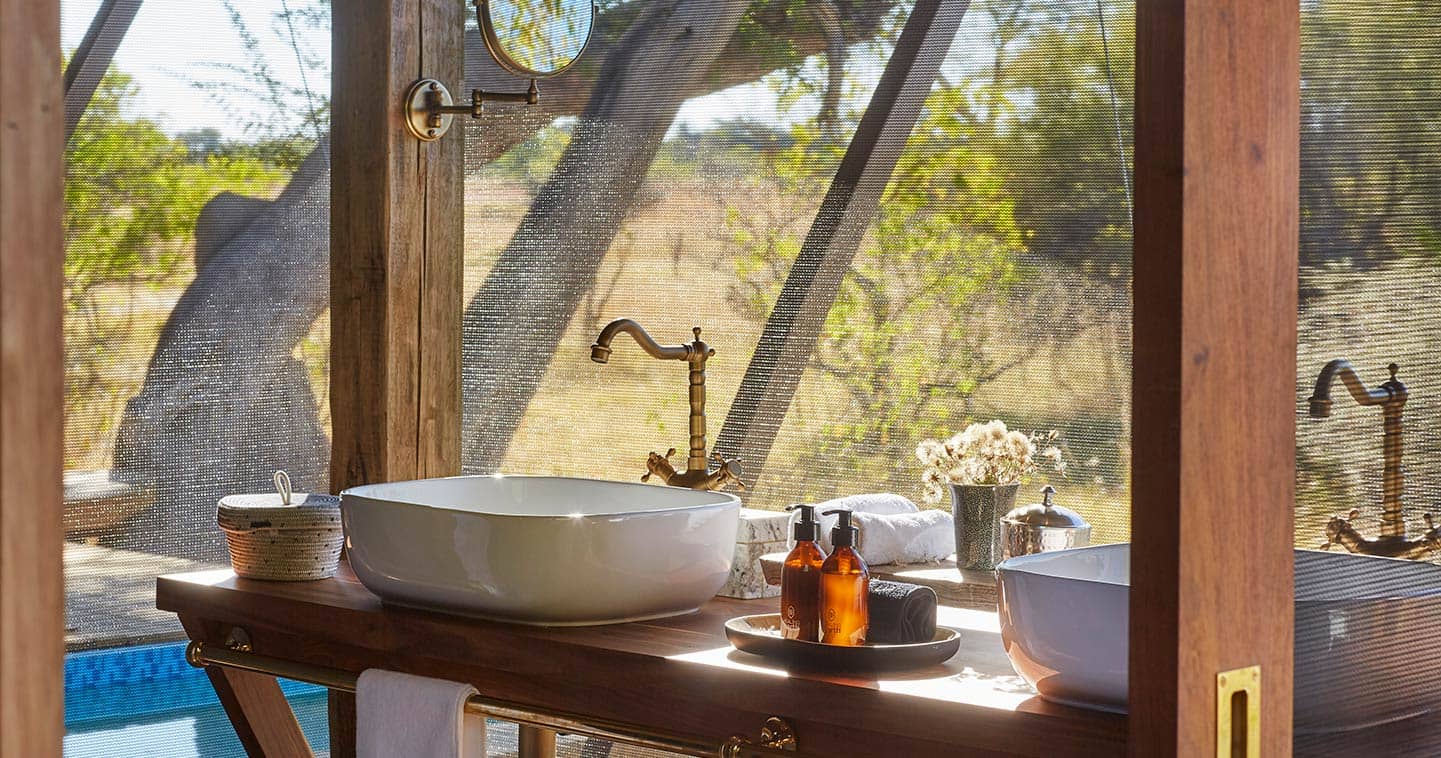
[1216,665,1260,758]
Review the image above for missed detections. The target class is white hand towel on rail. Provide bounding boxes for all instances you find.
[357,669,485,758]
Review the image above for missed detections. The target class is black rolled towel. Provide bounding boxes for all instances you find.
[867,579,938,645]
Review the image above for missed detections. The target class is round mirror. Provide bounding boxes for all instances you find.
[478,0,596,79]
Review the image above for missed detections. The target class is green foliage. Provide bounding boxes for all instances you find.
[1300,0,1441,271]
[728,86,1031,495]
[66,70,284,291]
[490,125,574,190]
[983,1,1134,284]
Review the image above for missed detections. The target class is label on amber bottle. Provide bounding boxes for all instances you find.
[821,572,868,646]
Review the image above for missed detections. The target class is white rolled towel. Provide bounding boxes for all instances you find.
[790,493,955,565]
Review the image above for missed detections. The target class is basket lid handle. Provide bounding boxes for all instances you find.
[273,470,293,506]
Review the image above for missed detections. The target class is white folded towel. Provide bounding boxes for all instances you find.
[790,493,955,565]
[357,669,486,758]
[847,509,954,565]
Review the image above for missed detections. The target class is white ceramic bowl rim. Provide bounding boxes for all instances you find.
[341,474,741,520]
[995,543,1129,587]
[997,542,1441,602]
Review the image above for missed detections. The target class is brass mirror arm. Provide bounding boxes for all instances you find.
[404,78,539,142]
[429,81,540,122]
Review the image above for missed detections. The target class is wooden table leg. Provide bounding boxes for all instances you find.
[202,664,314,757]
[518,726,558,758]
[328,690,358,758]
[181,617,313,757]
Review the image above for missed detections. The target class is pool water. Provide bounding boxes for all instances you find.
[64,642,330,757]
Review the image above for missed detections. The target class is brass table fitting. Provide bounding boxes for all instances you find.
[591,319,742,491]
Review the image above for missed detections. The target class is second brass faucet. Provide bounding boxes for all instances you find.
[1309,360,1441,559]
[590,319,742,491]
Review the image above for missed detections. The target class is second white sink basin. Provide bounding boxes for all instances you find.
[997,543,1441,732]
[341,475,740,626]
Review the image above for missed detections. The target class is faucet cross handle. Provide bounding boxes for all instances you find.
[1319,509,1362,550]
[641,448,678,484]
[709,452,745,491]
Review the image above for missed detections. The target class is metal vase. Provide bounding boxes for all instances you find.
[950,483,1020,571]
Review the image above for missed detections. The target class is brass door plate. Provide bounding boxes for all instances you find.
[1216,665,1260,758]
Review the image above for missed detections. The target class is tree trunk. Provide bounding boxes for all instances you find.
[112,2,900,557]
[460,0,753,471]
[112,146,331,560]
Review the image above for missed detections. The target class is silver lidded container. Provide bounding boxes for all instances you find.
[1000,485,1091,561]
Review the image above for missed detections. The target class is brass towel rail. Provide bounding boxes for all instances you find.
[185,640,798,758]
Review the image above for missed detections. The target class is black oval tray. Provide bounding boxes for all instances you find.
[723,614,961,672]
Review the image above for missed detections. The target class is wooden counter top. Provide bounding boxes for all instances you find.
[158,564,1123,757]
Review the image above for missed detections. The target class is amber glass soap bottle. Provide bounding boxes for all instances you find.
[820,509,869,646]
[780,504,827,641]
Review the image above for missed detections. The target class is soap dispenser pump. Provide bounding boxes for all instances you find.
[820,509,869,646]
[780,504,827,641]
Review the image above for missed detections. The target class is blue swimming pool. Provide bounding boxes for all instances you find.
[64,641,330,757]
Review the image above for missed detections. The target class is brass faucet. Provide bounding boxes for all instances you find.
[1310,360,1441,559]
[590,319,743,491]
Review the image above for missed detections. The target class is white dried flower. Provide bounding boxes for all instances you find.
[915,439,947,468]
[915,420,1067,489]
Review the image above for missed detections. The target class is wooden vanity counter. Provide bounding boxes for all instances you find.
[158,563,1124,757]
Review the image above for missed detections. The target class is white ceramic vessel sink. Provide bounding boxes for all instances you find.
[341,475,740,626]
[998,543,1441,733]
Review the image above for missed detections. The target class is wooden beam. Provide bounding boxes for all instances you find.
[63,0,144,142]
[327,691,358,758]
[1130,0,1299,755]
[714,0,970,483]
[180,617,314,757]
[331,0,464,493]
[0,0,66,754]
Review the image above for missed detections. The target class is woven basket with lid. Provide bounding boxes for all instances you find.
[218,472,342,581]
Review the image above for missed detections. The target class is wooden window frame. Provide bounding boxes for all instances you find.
[1,0,66,755]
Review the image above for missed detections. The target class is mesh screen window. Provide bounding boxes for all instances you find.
[61,0,332,650]
[460,0,1135,542]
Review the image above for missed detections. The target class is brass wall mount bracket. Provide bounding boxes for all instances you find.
[223,626,253,653]
[723,716,797,756]
[403,77,539,142]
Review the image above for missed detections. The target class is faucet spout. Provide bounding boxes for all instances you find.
[1307,359,1399,418]
[590,319,740,492]
[590,318,692,364]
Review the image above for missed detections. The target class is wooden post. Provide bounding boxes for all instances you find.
[330,1,464,754]
[0,0,66,754]
[1130,0,1299,755]
[331,0,464,491]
